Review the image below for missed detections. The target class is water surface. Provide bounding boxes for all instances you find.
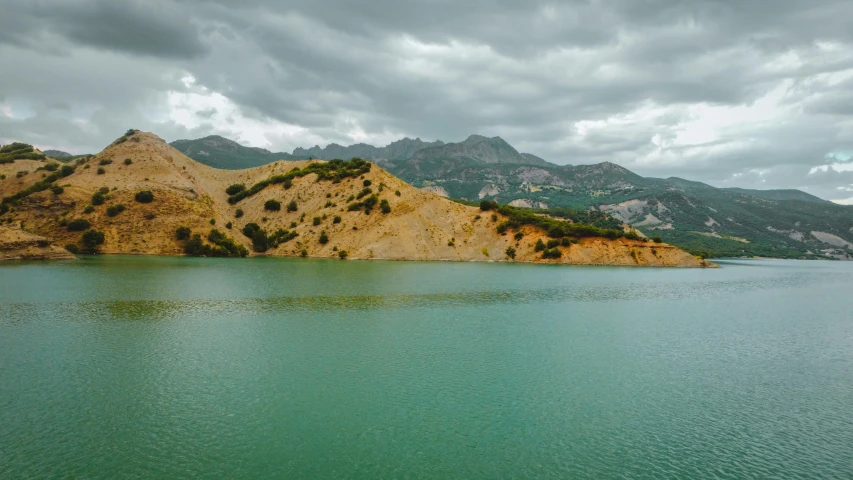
[2,257,852,478]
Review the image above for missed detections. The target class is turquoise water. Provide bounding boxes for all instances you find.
[2,257,852,479]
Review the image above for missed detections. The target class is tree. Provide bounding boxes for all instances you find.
[534,238,546,252]
[264,199,281,211]
[251,229,269,252]
[91,192,105,205]
[380,199,391,214]
[479,199,498,211]
[319,231,329,244]
[505,246,516,259]
[176,226,191,240]
[235,208,244,218]
[81,229,105,253]
[313,216,322,226]
[134,190,154,203]
[287,200,298,212]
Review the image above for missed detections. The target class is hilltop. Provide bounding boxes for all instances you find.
[173,133,853,260]
[0,132,707,266]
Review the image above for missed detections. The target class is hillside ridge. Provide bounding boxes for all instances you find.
[1,132,707,267]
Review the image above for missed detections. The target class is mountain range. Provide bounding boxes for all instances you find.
[2,132,702,266]
[170,134,853,259]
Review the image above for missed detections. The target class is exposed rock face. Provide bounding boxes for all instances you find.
[0,225,75,261]
[1,131,709,267]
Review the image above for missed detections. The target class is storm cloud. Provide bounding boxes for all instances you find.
[2,0,852,201]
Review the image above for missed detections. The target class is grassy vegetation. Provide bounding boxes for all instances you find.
[227,158,372,204]
[241,223,298,252]
[490,204,642,241]
[1,164,76,207]
[0,143,46,164]
[180,228,249,257]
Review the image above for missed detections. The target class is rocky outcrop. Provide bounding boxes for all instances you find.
[0,225,75,261]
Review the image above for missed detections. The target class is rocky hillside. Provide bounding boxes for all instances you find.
[0,133,707,267]
[0,225,74,261]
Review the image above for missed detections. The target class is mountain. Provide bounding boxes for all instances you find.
[169,135,294,169]
[43,149,72,158]
[1,131,704,266]
[384,155,852,259]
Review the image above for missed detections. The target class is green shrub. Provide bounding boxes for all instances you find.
[51,185,64,195]
[134,190,154,203]
[226,184,245,195]
[106,204,125,217]
[505,246,516,259]
[313,216,322,226]
[319,231,329,244]
[225,222,232,229]
[338,250,348,259]
[264,199,281,211]
[242,223,261,238]
[514,232,524,241]
[83,205,95,214]
[480,199,498,211]
[235,208,244,218]
[99,159,112,166]
[380,199,391,214]
[81,229,105,253]
[60,165,75,177]
[363,179,372,187]
[652,236,663,243]
[66,218,91,231]
[144,212,156,220]
[226,158,371,204]
[333,216,341,224]
[183,234,204,255]
[176,226,192,240]
[209,218,216,225]
[287,200,297,212]
[546,239,560,249]
[282,178,292,189]
[561,237,571,246]
[542,248,562,259]
[300,249,308,257]
[496,221,509,234]
[96,168,105,175]
[534,238,546,252]
[65,244,80,254]
[395,190,401,196]
[356,187,372,200]
[124,158,132,165]
[43,163,59,172]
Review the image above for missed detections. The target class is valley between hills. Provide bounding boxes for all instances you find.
[0,131,708,267]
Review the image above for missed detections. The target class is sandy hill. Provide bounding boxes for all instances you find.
[0,131,709,266]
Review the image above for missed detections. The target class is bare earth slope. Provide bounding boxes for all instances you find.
[0,132,708,267]
[0,225,74,260]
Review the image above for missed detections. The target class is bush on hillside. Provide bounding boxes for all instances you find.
[106,204,125,217]
[66,218,91,231]
[264,199,281,211]
[81,229,105,253]
[226,184,245,195]
[134,190,154,203]
[176,226,191,240]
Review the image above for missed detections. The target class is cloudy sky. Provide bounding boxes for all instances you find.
[2,0,853,202]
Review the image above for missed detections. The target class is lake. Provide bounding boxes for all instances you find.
[2,257,852,479]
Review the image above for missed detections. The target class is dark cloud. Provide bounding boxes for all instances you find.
[2,0,853,201]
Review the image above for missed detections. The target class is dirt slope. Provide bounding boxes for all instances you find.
[0,132,709,267]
